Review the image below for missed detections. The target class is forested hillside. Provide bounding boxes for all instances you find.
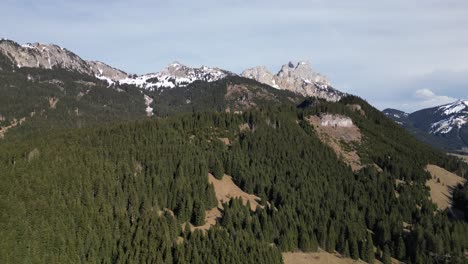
[0,53,146,139]
[128,75,303,116]
[1,99,468,263]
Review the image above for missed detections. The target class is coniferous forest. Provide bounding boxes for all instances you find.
[1,53,468,264]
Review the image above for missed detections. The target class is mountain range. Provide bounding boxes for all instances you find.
[1,38,468,264]
[0,38,343,102]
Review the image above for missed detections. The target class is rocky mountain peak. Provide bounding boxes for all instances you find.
[0,39,127,83]
[279,61,295,74]
[242,61,341,101]
[277,61,331,86]
[240,66,278,88]
[0,39,85,70]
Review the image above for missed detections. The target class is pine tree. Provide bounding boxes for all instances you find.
[192,200,206,226]
[366,233,375,264]
[299,233,313,252]
[326,225,336,253]
[213,158,224,179]
[343,240,350,257]
[382,245,391,264]
[350,237,360,260]
[396,235,406,260]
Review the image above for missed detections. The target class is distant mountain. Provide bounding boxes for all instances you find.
[381,108,409,125]
[119,62,232,90]
[1,39,346,102]
[0,39,127,82]
[242,61,344,101]
[383,100,468,153]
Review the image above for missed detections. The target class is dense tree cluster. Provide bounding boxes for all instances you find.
[0,54,146,138]
[1,107,467,263]
[144,76,301,117]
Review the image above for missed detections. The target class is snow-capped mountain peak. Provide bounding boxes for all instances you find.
[437,99,468,116]
[119,62,232,90]
[430,100,468,134]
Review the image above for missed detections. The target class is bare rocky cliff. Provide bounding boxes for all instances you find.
[0,39,127,81]
[242,61,343,101]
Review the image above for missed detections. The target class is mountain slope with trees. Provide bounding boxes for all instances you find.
[1,99,468,263]
[1,41,468,264]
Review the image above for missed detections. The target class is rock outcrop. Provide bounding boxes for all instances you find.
[0,39,127,82]
[242,61,343,101]
[320,114,354,127]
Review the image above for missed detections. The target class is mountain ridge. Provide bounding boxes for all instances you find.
[383,100,468,153]
[0,38,343,101]
[0,39,128,81]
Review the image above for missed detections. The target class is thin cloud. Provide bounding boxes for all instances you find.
[412,89,456,109]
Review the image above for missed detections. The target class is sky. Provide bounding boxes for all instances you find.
[1,0,468,112]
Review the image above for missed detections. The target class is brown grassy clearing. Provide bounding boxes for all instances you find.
[282,251,400,264]
[426,164,465,210]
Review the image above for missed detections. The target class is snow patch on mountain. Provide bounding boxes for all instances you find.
[430,100,468,134]
[144,95,154,117]
[119,62,230,91]
[95,75,115,86]
[437,100,468,115]
[431,116,467,134]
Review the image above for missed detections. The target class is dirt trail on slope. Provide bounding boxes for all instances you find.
[426,164,465,210]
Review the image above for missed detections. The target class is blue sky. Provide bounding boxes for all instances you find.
[1,0,468,112]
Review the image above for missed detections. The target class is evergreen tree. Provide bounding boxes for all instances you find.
[213,158,224,179]
[350,237,360,260]
[396,235,406,260]
[299,233,313,252]
[382,245,391,264]
[192,199,206,226]
[366,233,375,264]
